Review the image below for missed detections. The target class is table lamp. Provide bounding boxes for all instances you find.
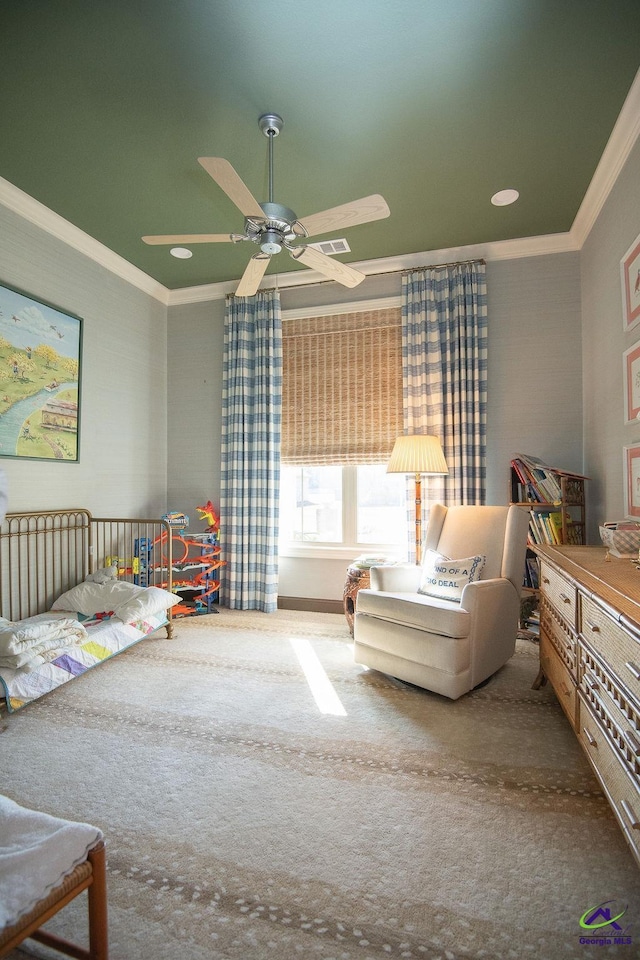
[387,434,449,565]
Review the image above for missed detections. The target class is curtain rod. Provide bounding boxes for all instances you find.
[226,258,487,298]
[401,257,486,274]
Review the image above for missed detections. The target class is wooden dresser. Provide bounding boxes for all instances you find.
[533,544,640,866]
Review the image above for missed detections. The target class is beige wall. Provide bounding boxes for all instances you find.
[166,298,225,524]
[167,253,583,601]
[581,136,640,540]
[486,252,583,489]
[0,206,168,517]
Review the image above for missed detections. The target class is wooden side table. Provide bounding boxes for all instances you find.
[343,566,371,636]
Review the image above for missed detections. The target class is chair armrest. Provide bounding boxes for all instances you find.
[369,564,421,593]
[459,578,521,687]
[460,577,519,611]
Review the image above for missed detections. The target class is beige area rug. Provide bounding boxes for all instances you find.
[2,608,639,960]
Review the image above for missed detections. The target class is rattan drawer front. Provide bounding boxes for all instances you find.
[578,692,640,865]
[540,632,578,728]
[580,594,640,707]
[540,597,577,678]
[540,561,577,628]
[580,644,640,784]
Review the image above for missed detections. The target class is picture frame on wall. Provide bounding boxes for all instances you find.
[0,281,82,462]
[621,231,640,332]
[623,339,640,424]
[623,444,640,519]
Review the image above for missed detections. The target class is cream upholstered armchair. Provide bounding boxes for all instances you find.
[353,504,530,700]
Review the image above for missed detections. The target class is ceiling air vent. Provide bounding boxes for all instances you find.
[307,238,351,255]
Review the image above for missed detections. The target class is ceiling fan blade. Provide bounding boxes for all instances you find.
[235,255,270,297]
[297,194,390,238]
[198,157,264,219]
[142,234,233,245]
[292,246,365,288]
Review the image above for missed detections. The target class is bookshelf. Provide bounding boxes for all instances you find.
[509,454,588,639]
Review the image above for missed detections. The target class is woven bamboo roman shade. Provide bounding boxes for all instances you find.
[281,308,403,465]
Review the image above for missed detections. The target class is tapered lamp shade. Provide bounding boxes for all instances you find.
[387,434,448,565]
[386,434,449,477]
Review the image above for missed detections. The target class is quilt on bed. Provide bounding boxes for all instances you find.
[0,611,168,712]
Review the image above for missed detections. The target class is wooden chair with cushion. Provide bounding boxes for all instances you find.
[0,797,108,960]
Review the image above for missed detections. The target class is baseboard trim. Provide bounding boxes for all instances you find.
[278,596,343,615]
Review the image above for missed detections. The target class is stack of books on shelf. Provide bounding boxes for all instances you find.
[528,510,565,546]
[511,454,586,547]
[511,454,562,504]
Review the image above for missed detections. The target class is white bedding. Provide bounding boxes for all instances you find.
[0,613,87,671]
[51,578,180,620]
[0,609,168,712]
[0,577,179,712]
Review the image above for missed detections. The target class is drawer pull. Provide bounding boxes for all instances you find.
[542,576,550,585]
[560,593,571,605]
[625,661,640,681]
[585,619,600,633]
[624,729,640,756]
[621,799,640,831]
[583,726,598,748]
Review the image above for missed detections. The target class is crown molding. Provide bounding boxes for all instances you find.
[571,66,640,246]
[0,176,170,305]
[166,231,578,305]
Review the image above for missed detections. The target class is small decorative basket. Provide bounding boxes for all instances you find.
[599,522,640,558]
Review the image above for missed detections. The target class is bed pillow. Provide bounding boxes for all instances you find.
[51,580,180,621]
[417,550,486,602]
[113,586,181,623]
[51,579,144,615]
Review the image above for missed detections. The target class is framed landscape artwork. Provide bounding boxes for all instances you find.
[621,231,640,332]
[623,444,640,519]
[0,282,82,461]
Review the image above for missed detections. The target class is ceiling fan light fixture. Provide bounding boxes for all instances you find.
[169,246,193,258]
[260,231,282,255]
[491,188,519,206]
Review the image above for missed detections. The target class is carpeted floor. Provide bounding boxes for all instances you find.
[2,608,639,960]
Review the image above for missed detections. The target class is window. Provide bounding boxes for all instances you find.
[355,463,408,544]
[279,463,408,556]
[280,464,343,543]
[279,302,407,558]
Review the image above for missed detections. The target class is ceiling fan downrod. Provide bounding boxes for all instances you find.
[256,113,296,255]
[258,112,283,205]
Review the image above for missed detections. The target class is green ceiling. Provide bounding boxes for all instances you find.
[1,0,639,290]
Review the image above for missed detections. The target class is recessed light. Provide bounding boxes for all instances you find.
[170,247,193,259]
[491,189,519,206]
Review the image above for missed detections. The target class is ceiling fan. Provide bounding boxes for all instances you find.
[142,113,390,296]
